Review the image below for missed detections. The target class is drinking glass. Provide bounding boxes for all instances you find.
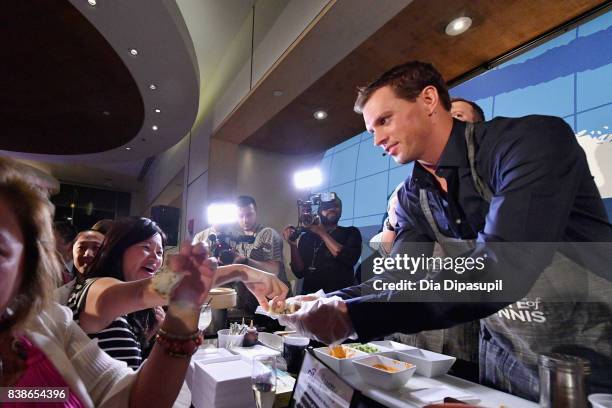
[198,304,212,332]
[251,355,277,408]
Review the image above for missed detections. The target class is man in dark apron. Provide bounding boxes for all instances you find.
[278,61,612,401]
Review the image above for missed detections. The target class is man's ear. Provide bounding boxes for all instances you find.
[421,85,439,116]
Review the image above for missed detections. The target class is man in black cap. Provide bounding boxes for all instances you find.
[283,194,362,295]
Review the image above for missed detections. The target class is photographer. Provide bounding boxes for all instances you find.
[229,196,289,315]
[283,194,362,295]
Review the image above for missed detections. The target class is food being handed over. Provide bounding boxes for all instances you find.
[268,298,302,315]
[151,266,184,299]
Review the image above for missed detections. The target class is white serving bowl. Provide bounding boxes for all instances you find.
[395,349,456,377]
[589,394,612,408]
[370,340,417,352]
[314,346,368,375]
[352,355,416,390]
[345,342,392,355]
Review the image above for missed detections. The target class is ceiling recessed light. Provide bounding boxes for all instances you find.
[125,147,131,150]
[129,48,138,56]
[313,110,328,120]
[154,108,161,113]
[152,125,158,131]
[87,0,97,6]
[272,90,283,97]
[149,84,157,90]
[445,16,472,36]
[102,110,110,116]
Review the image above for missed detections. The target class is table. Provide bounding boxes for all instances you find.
[179,342,538,408]
[342,371,537,407]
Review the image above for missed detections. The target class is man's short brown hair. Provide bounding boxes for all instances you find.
[354,61,451,114]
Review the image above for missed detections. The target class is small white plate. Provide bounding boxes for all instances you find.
[411,386,479,404]
[258,332,283,351]
[370,340,418,352]
[231,344,281,360]
[589,394,612,408]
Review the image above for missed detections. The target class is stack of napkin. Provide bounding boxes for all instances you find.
[191,360,256,408]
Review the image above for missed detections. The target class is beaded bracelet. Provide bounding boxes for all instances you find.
[157,327,200,340]
[155,329,203,358]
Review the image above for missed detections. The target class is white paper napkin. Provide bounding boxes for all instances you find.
[411,386,480,404]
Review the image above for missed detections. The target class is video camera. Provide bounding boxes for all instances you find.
[289,192,338,241]
[208,232,255,265]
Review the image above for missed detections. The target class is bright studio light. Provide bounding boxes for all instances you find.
[293,168,322,190]
[207,203,238,225]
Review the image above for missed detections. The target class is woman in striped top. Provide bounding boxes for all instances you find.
[67,217,167,369]
[68,216,291,370]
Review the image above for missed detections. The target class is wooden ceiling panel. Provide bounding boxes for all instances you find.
[241,0,606,154]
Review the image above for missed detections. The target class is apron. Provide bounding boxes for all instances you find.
[419,122,612,401]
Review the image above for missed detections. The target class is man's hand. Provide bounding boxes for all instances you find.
[277,296,355,345]
[214,264,289,310]
[282,226,298,246]
[242,265,289,310]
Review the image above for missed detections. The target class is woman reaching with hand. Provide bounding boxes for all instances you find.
[0,156,286,407]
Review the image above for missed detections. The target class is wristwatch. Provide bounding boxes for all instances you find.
[384,217,395,232]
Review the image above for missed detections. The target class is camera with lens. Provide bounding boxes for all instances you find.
[289,192,337,241]
[208,232,255,265]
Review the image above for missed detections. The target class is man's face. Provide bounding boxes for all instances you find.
[451,100,478,123]
[362,85,433,165]
[238,204,257,232]
[54,231,73,262]
[320,205,341,226]
[72,230,104,275]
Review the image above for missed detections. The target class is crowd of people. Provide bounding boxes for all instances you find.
[0,157,287,406]
[2,59,612,405]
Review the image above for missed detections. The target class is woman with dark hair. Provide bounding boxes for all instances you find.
[0,156,214,406]
[67,217,167,368]
[1,156,288,406]
[68,216,289,369]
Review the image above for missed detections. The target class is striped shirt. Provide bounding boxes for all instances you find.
[67,279,143,369]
